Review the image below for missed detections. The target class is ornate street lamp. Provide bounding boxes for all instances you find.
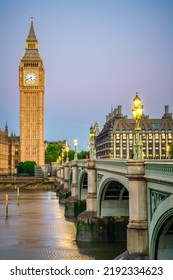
[132,92,144,159]
[66,146,69,162]
[61,151,64,164]
[58,155,61,165]
[74,137,78,160]
[89,125,95,160]
[166,145,170,159]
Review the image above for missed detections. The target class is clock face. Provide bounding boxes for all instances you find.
[25,71,37,84]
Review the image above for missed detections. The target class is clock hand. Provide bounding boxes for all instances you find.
[26,76,31,81]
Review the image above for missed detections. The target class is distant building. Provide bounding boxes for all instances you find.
[8,133,20,174]
[87,122,100,152]
[44,140,69,151]
[19,17,45,165]
[95,105,173,159]
[0,124,20,175]
[0,124,9,174]
[0,123,68,175]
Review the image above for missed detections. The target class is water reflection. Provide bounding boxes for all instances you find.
[0,190,126,260]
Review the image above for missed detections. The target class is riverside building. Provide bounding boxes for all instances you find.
[95,105,173,159]
[0,124,20,175]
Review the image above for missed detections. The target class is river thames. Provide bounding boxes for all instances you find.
[0,190,126,260]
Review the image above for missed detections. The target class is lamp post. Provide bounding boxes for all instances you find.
[74,137,78,160]
[89,125,95,160]
[66,146,69,162]
[61,151,64,164]
[58,155,61,165]
[132,92,144,160]
[166,145,170,159]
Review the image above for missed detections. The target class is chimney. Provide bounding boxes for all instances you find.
[162,105,172,119]
[165,105,169,114]
[118,105,122,116]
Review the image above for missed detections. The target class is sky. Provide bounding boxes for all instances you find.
[0,0,173,151]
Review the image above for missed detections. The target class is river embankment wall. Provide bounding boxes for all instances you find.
[0,176,56,191]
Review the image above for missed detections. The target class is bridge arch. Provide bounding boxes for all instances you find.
[97,177,129,218]
[149,194,173,259]
[78,170,88,200]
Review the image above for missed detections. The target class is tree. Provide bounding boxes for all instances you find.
[17,161,36,175]
[63,150,75,162]
[78,150,89,159]
[45,143,62,164]
[45,143,89,164]
[63,150,89,161]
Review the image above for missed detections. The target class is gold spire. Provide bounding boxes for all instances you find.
[27,16,37,40]
[26,17,38,50]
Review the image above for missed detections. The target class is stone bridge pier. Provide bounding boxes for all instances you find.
[85,160,97,215]
[117,160,148,259]
[76,159,149,259]
[64,160,86,217]
[58,162,71,203]
[76,160,123,243]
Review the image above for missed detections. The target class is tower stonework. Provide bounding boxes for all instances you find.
[19,18,45,165]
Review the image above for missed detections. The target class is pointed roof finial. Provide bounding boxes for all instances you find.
[27,13,37,41]
[5,122,8,132]
[30,10,34,21]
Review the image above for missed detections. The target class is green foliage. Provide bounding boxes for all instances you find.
[63,150,75,162]
[169,144,173,159]
[45,143,62,163]
[77,150,89,159]
[64,150,89,161]
[45,142,89,164]
[17,161,36,175]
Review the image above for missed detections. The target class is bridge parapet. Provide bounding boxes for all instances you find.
[77,160,87,168]
[144,160,173,184]
[76,159,127,174]
[95,159,127,176]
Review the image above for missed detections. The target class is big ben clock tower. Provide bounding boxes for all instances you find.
[19,17,45,165]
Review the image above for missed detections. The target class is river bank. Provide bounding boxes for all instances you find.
[0,177,56,191]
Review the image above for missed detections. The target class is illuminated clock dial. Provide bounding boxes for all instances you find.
[25,72,37,84]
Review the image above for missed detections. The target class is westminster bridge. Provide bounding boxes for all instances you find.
[56,159,173,260]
